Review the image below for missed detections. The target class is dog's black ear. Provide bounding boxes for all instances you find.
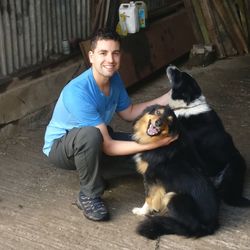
[178,73,202,104]
[144,105,157,114]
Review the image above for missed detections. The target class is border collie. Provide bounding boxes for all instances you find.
[166,65,250,207]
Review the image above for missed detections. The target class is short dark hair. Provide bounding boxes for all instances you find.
[90,27,121,51]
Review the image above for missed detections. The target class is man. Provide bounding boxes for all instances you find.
[43,28,176,221]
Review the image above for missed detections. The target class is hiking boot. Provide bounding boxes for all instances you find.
[76,192,109,221]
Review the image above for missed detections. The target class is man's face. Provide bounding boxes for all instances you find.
[89,39,121,80]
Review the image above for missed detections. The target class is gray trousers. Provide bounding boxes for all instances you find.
[48,126,132,198]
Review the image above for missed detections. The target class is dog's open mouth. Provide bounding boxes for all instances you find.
[147,119,161,136]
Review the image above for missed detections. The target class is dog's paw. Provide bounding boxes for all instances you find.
[132,207,147,216]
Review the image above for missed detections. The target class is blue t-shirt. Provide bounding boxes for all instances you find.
[43,68,131,156]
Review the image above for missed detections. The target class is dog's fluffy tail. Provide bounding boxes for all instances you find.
[136,216,215,240]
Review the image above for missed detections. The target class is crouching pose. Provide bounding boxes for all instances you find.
[42,28,176,222]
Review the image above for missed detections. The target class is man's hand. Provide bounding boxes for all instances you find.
[157,134,179,147]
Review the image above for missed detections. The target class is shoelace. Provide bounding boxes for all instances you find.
[80,196,106,212]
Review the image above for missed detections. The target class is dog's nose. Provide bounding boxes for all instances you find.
[166,65,175,77]
[155,119,162,127]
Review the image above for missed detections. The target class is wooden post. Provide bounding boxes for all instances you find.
[213,9,237,56]
[191,0,210,44]
[236,0,248,38]
[244,0,250,47]
[183,0,204,43]
[199,0,226,58]
[212,0,248,54]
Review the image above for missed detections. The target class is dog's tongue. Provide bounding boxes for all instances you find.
[147,124,159,136]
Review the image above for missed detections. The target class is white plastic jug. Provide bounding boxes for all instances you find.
[135,1,148,28]
[119,2,139,34]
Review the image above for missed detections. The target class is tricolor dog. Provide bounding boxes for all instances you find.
[132,105,219,239]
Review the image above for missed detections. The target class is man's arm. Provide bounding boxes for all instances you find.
[118,91,172,121]
[95,123,176,156]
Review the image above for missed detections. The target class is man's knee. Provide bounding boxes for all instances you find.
[75,127,103,148]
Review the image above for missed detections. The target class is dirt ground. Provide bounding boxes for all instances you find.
[0,55,250,250]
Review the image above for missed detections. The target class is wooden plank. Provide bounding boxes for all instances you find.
[80,9,196,87]
[79,39,91,67]
[212,0,248,54]
[191,0,210,44]
[244,0,250,47]
[213,9,237,56]
[183,0,204,43]
[199,0,226,58]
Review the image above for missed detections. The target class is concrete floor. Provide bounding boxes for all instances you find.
[0,55,250,250]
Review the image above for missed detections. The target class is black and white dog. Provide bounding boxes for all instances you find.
[166,65,250,207]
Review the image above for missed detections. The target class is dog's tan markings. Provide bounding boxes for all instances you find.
[133,115,153,144]
[133,108,171,145]
[160,192,176,215]
[137,159,148,174]
[132,185,176,216]
[134,154,149,174]
[146,185,166,212]
[146,185,176,214]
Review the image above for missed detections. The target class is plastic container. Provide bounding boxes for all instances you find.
[116,13,128,36]
[119,2,139,34]
[135,1,148,28]
[62,40,70,55]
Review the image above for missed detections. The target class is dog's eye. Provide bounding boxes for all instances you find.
[155,110,161,116]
